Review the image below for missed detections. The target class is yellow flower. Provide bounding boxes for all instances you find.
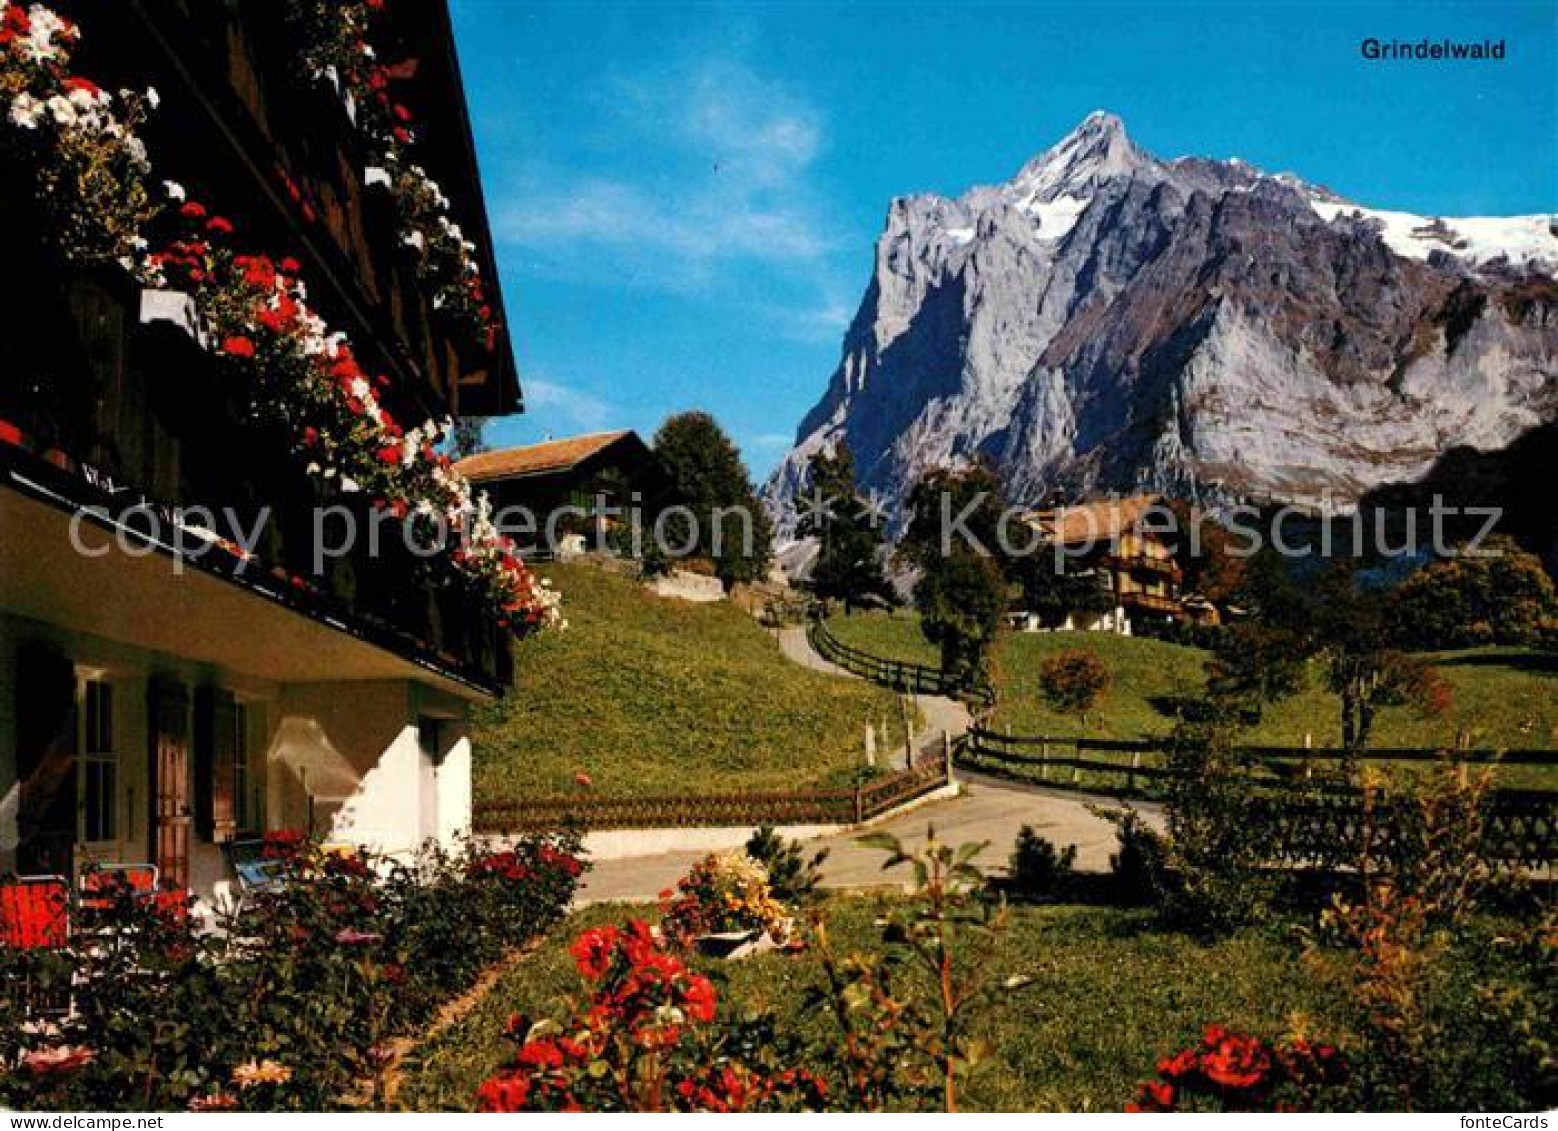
[232,1059,293,1088]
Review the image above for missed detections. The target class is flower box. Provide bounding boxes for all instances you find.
[138,287,207,349]
[692,928,775,961]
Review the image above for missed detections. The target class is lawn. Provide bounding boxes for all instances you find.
[824,611,1558,752]
[472,564,914,801]
[397,896,1355,1111]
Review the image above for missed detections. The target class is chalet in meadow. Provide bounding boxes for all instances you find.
[455,431,678,556]
[1015,494,1188,634]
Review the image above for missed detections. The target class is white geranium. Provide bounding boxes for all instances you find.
[8,93,44,129]
[163,179,186,202]
[44,94,76,128]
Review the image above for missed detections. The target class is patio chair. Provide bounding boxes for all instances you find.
[223,839,287,896]
[1,875,72,1018]
[1,875,70,949]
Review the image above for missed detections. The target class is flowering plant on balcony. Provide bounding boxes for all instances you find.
[387,155,497,351]
[659,851,791,946]
[281,0,501,351]
[148,197,559,634]
[0,2,159,274]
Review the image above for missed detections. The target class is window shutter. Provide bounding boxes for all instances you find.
[194,687,237,843]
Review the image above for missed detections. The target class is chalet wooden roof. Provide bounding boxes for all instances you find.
[454,431,636,482]
[1022,493,1168,545]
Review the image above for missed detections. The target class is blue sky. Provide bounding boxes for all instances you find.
[449,0,1557,477]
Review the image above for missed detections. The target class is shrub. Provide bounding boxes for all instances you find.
[1093,806,1169,906]
[1128,1026,1348,1111]
[811,828,1031,1112]
[1308,766,1550,1111]
[1005,826,1076,902]
[1038,649,1111,730]
[745,825,829,906]
[1156,712,1278,934]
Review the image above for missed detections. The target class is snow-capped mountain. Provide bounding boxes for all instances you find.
[766,111,1558,533]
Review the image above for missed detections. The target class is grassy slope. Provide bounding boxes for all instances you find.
[399,898,1352,1111]
[473,565,911,801]
[825,611,1558,751]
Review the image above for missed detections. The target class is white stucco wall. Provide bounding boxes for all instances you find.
[0,614,476,892]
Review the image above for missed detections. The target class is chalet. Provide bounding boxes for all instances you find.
[455,431,678,556]
[1014,494,1186,634]
[0,2,535,902]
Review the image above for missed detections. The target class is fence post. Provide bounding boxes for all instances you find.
[853,783,864,825]
[1129,750,1141,792]
[1040,740,1049,781]
[943,728,954,787]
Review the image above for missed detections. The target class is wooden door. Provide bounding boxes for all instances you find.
[148,679,191,889]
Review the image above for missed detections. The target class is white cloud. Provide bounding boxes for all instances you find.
[523,377,617,431]
[497,56,836,278]
[747,432,794,451]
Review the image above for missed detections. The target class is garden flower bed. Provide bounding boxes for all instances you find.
[0,832,585,1111]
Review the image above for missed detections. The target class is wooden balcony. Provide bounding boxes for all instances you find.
[0,255,511,695]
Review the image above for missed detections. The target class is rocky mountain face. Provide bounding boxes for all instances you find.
[766,112,1558,537]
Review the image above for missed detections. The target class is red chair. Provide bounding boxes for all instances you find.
[0,876,70,949]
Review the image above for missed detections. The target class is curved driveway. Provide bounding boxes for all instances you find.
[577,627,1159,904]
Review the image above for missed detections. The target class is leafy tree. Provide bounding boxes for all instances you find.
[1162,499,1249,605]
[913,551,1008,688]
[897,464,1007,570]
[1037,649,1111,731]
[797,443,893,613]
[1390,536,1557,649]
[898,465,1011,686]
[652,412,773,589]
[448,415,488,460]
[1206,621,1310,722]
[1311,567,1453,756]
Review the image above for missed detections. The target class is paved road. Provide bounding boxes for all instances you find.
[776,626,971,760]
[577,770,1159,904]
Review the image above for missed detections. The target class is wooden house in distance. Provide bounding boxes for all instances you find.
[1015,494,1191,634]
[456,431,678,556]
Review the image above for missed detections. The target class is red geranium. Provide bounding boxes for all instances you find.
[220,335,256,358]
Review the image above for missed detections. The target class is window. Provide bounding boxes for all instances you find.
[232,702,263,833]
[80,679,116,843]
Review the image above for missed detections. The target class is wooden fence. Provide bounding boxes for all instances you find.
[961,728,1558,866]
[804,619,1557,868]
[961,727,1558,792]
[807,618,996,709]
[474,751,953,834]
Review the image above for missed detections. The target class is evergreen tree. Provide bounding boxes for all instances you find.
[796,443,892,612]
[449,415,488,460]
[652,411,773,589]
